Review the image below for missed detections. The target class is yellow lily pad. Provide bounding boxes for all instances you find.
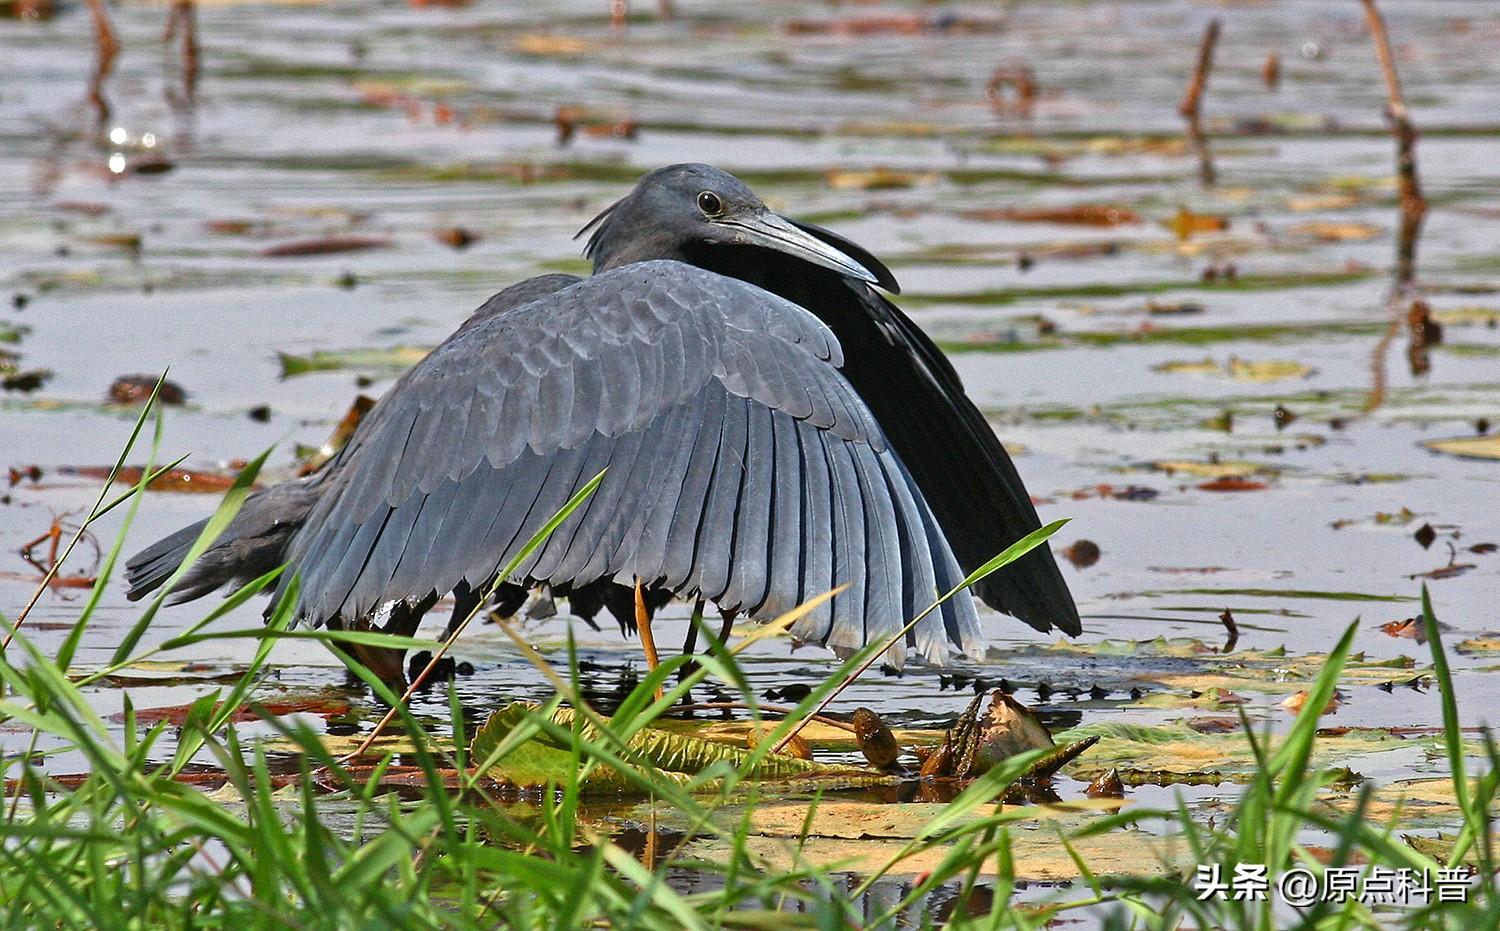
[1423,435,1500,460]
[1150,459,1277,479]
[1152,357,1313,383]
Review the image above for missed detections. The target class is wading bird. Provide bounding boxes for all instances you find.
[127,164,1078,692]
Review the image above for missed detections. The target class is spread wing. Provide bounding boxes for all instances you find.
[280,260,979,665]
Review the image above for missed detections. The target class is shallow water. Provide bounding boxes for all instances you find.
[2,0,1498,919]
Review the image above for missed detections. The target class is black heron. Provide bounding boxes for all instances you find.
[126,164,1078,691]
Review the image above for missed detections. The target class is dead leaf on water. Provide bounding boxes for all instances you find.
[1198,477,1269,492]
[958,205,1140,227]
[109,375,186,405]
[824,168,937,190]
[112,695,350,726]
[60,465,242,494]
[1287,220,1383,242]
[1379,618,1426,642]
[1165,207,1230,241]
[261,236,390,258]
[1287,193,1360,212]
[1280,689,1346,716]
[510,34,603,56]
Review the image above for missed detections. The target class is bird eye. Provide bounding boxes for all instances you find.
[696,191,724,216]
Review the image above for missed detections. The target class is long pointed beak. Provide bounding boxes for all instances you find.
[715,212,880,286]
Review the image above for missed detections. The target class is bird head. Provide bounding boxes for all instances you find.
[578,163,900,294]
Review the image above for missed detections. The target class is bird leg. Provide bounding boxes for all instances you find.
[634,579,662,700]
[676,598,706,683]
[441,580,486,642]
[717,608,737,645]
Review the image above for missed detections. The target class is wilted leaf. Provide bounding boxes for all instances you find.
[511,34,603,56]
[1280,689,1346,715]
[824,168,936,190]
[1198,477,1268,492]
[61,465,241,494]
[958,205,1140,227]
[1086,768,1125,798]
[114,696,350,726]
[1287,193,1360,212]
[261,236,390,258]
[1287,220,1383,242]
[1166,208,1230,241]
[109,375,187,406]
[947,691,1064,779]
[851,708,901,769]
[1379,618,1425,642]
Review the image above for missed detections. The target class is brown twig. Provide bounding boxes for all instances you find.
[1359,0,1426,288]
[1360,0,1428,413]
[1178,18,1220,186]
[1363,293,1402,412]
[1218,609,1239,653]
[82,0,119,125]
[164,1,200,101]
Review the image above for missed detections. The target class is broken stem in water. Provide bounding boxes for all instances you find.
[1178,18,1220,187]
[1360,0,1425,288]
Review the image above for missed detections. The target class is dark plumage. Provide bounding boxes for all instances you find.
[127,163,1077,692]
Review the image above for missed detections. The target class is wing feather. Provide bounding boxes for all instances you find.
[279,261,978,666]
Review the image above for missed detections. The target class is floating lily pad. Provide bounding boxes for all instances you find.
[1422,435,1500,461]
[278,347,429,378]
[1153,356,1314,383]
